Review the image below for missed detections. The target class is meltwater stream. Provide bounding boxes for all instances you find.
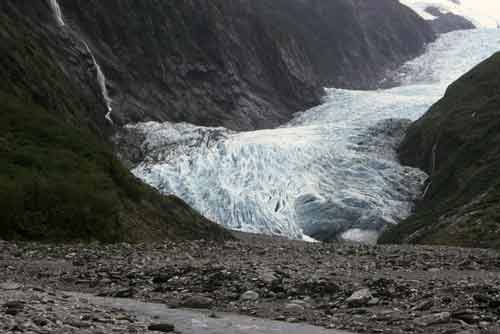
[129,29,500,243]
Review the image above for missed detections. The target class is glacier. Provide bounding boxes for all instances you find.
[127,29,500,244]
[399,0,500,28]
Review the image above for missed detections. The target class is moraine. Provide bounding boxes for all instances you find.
[122,29,500,243]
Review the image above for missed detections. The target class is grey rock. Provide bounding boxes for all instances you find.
[0,282,22,291]
[285,303,306,313]
[181,295,214,309]
[46,0,435,133]
[240,290,260,301]
[98,288,136,299]
[65,321,92,328]
[346,289,372,307]
[412,299,434,311]
[413,312,451,327]
[148,323,175,332]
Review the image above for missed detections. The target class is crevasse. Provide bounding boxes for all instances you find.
[126,29,500,243]
[129,29,500,244]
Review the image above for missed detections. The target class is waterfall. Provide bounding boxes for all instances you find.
[82,42,114,123]
[48,0,113,123]
[48,0,65,27]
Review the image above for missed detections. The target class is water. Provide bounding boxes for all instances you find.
[82,41,114,122]
[71,293,353,334]
[48,0,65,27]
[48,0,113,123]
[129,29,500,243]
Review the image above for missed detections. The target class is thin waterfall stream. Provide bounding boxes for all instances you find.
[48,0,113,123]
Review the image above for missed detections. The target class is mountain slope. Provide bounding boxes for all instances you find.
[59,0,435,130]
[0,1,229,243]
[379,52,500,248]
[0,0,435,243]
[424,6,475,34]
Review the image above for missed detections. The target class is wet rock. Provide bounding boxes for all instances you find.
[65,320,92,328]
[452,309,480,324]
[181,295,214,309]
[152,273,175,284]
[258,269,279,285]
[299,279,340,295]
[99,288,136,298]
[3,301,25,315]
[148,323,175,332]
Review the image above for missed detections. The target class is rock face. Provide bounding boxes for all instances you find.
[425,6,476,34]
[0,0,230,243]
[379,52,500,249]
[0,0,436,242]
[58,0,435,130]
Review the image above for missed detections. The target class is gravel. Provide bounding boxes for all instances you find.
[1,232,500,334]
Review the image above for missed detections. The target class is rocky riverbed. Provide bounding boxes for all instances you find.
[1,233,500,334]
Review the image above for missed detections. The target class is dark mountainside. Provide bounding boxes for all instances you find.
[59,0,435,130]
[425,6,476,34]
[0,1,229,243]
[0,0,436,242]
[380,52,500,249]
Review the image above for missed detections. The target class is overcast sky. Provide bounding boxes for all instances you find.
[462,0,500,20]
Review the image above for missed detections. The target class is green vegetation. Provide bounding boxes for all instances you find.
[0,3,228,243]
[0,90,228,243]
[380,53,500,249]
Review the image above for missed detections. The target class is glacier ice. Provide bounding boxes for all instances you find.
[399,0,500,28]
[128,29,500,243]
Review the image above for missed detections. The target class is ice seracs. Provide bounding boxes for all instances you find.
[127,29,500,244]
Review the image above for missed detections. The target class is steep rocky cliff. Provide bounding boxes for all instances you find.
[58,0,435,130]
[0,0,436,242]
[0,1,229,242]
[425,6,475,34]
[379,52,500,248]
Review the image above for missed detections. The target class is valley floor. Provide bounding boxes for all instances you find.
[1,234,499,334]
